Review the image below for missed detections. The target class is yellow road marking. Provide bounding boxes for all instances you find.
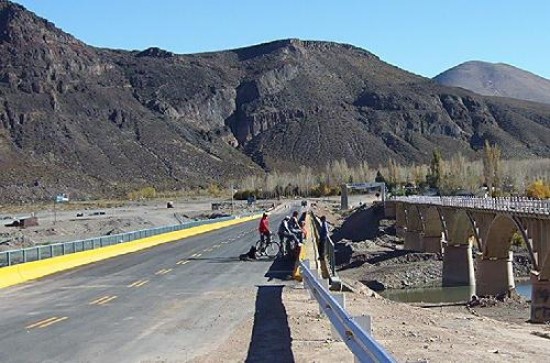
[90,295,117,305]
[135,280,149,287]
[212,245,221,249]
[26,317,59,329]
[191,253,199,257]
[97,296,117,305]
[38,316,68,328]
[195,253,202,257]
[155,268,173,275]
[176,260,189,265]
[128,279,148,287]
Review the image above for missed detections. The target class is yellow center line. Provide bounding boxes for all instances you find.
[128,279,148,287]
[203,248,213,252]
[89,296,112,305]
[191,253,199,257]
[195,253,202,257]
[155,269,167,275]
[128,280,142,287]
[176,260,189,265]
[38,316,68,328]
[26,317,59,329]
[97,296,117,305]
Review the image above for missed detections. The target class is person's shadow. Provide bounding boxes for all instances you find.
[245,285,295,363]
[264,255,295,281]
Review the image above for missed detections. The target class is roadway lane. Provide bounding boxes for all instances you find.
[0,211,296,363]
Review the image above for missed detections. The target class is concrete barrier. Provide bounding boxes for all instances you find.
[0,214,261,289]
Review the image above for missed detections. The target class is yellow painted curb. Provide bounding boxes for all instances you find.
[0,214,261,289]
[293,217,310,282]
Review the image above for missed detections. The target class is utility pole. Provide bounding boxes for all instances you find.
[53,197,57,225]
[230,183,234,215]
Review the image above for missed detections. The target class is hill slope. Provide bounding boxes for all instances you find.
[434,61,550,104]
[1,1,550,201]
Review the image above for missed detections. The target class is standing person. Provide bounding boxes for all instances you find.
[299,220,308,243]
[298,211,307,225]
[319,216,329,260]
[289,211,303,243]
[258,212,271,250]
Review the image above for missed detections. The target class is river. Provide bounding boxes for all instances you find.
[381,281,531,303]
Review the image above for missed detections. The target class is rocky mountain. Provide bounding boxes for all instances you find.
[1,0,550,201]
[434,61,550,105]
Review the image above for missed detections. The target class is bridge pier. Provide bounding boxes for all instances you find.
[531,273,550,323]
[475,251,515,296]
[404,230,423,251]
[395,204,407,239]
[442,242,475,287]
[422,235,443,254]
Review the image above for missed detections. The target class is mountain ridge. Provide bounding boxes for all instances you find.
[434,60,550,105]
[0,1,550,201]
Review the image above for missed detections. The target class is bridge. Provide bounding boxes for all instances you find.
[385,196,550,323]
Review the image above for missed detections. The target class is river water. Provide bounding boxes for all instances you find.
[381,281,531,303]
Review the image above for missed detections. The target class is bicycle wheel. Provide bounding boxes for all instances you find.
[264,242,280,257]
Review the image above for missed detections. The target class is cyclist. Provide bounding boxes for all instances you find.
[258,212,271,252]
[277,216,298,255]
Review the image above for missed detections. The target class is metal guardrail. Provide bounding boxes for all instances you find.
[0,216,238,268]
[310,213,336,277]
[299,260,396,363]
[393,196,550,215]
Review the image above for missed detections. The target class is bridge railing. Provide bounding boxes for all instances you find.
[299,260,396,363]
[0,216,238,268]
[392,196,550,215]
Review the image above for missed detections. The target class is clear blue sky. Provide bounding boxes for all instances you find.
[14,0,550,79]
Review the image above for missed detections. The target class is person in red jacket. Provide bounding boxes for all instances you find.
[258,212,271,249]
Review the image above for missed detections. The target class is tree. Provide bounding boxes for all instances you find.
[387,159,400,189]
[426,149,443,189]
[483,140,502,196]
[375,170,386,184]
[526,180,550,199]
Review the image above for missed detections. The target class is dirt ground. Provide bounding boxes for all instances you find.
[0,198,267,250]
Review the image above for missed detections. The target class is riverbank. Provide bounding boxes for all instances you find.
[311,199,535,325]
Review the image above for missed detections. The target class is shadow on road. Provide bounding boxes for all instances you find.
[264,255,295,282]
[245,285,295,363]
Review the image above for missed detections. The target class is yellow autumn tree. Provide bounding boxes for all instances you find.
[526,180,550,199]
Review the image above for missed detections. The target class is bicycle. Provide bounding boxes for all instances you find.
[254,233,280,258]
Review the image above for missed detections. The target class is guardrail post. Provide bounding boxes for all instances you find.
[330,293,346,341]
[353,314,372,335]
[318,278,331,315]
[50,245,54,258]
[7,251,11,266]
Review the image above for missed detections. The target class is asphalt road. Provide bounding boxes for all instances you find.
[0,211,297,363]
